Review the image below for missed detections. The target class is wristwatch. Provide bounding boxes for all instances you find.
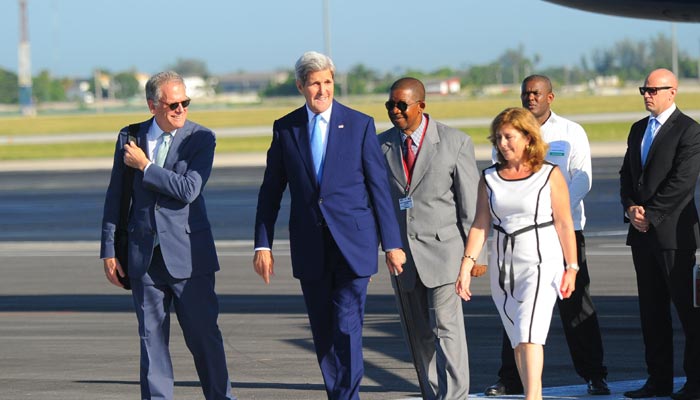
[566,263,580,272]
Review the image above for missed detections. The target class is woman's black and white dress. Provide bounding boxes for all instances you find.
[484,162,564,347]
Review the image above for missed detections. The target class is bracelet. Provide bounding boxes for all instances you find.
[566,263,580,272]
[462,254,477,263]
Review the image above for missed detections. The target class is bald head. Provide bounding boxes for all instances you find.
[643,68,677,116]
[390,77,425,102]
[646,68,678,88]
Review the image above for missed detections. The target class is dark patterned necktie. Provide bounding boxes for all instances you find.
[404,136,416,176]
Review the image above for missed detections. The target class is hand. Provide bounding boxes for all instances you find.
[385,249,406,276]
[628,205,649,232]
[455,258,474,301]
[253,250,275,284]
[560,268,577,299]
[471,264,488,277]
[103,257,126,288]
[123,141,150,171]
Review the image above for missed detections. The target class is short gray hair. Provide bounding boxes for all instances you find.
[145,71,185,103]
[295,51,335,86]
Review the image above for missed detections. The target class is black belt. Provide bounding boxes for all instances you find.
[492,221,553,323]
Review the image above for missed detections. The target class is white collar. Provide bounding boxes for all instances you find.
[651,103,676,125]
[305,102,333,123]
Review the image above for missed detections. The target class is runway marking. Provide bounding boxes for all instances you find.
[397,377,686,399]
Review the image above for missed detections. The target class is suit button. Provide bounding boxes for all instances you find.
[318,198,323,204]
[409,234,416,240]
[155,205,160,210]
[409,216,415,222]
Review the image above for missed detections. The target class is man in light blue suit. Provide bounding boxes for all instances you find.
[254,51,406,400]
[100,71,235,400]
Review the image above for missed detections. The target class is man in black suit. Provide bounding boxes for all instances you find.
[620,68,700,400]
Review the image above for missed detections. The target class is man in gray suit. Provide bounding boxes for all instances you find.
[378,77,480,399]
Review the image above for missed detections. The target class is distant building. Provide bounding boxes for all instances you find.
[217,71,290,94]
[65,79,94,103]
[183,76,216,98]
[424,77,461,95]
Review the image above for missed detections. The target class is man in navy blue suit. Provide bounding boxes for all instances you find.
[101,71,235,400]
[254,51,406,400]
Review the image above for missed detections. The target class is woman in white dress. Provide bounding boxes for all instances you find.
[456,107,578,400]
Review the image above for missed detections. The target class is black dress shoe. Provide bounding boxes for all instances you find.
[587,377,611,395]
[484,379,524,396]
[671,383,700,400]
[624,381,673,398]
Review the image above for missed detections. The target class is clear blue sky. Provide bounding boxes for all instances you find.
[4,0,700,78]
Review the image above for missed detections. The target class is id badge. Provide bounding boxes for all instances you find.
[399,196,413,210]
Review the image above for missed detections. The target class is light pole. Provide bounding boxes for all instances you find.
[323,0,331,58]
[672,22,679,77]
[18,0,35,116]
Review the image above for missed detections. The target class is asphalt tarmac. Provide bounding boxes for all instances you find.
[0,155,692,399]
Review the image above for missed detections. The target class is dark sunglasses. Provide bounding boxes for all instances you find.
[638,86,672,96]
[162,98,191,110]
[385,100,421,112]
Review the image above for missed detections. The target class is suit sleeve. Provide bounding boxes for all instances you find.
[645,121,700,227]
[100,129,129,259]
[453,133,480,237]
[254,120,288,249]
[619,123,639,221]
[361,117,403,251]
[142,127,215,204]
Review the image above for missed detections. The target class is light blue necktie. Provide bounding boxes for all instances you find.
[641,118,658,166]
[310,114,325,183]
[153,132,172,247]
[155,132,173,167]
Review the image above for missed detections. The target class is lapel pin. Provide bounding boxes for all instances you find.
[338,124,344,129]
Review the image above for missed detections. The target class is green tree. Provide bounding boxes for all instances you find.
[497,44,534,84]
[32,70,66,102]
[461,63,502,86]
[262,72,298,96]
[168,58,209,78]
[112,71,140,99]
[587,33,697,80]
[614,39,649,80]
[346,64,379,95]
[0,68,19,104]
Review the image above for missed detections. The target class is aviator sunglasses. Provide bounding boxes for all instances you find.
[638,86,672,96]
[385,100,421,112]
[162,98,191,110]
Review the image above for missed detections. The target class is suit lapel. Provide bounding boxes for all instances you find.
[164,121,191,169]
[645,109,680,168]
[138,118,151,158]
[408,117,439,194]
[321,102,345,186]
[289,106,317,186]
[382,128,407,189]
[320,100,358,187]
